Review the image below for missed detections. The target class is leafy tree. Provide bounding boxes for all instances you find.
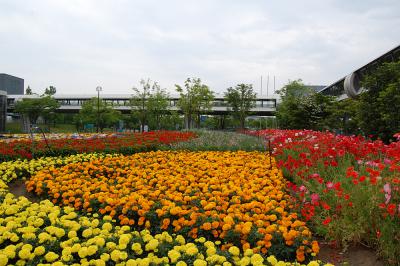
[25,86,32,95]
[224,84,257,129]
[14,96,60,126]
[147,85,169,130]
[44,86,56,96]
[175,78,214,129]
[358,60,400,141]
[276,80,336,130]
[77,98,121,132]
[131,79,153,132]
[325,98,360,135]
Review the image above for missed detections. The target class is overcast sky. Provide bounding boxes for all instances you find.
[1,0,399,95]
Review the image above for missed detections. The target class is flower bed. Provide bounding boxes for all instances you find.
[0,153,120,183]
[0,180,331,266]
[0,131,195,161]
[26,151,319,262]
[246,129,400,264]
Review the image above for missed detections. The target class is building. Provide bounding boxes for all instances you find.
[319,44,400,99]
[0,74,24,95]
[7,93,279,116]
[0,90,6,132]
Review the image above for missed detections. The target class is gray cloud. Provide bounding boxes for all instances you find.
[0,0,399,95]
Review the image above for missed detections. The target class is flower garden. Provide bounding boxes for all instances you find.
[0,129,399,265]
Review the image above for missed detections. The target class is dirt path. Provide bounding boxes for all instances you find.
[7,179,40,202]
[317,239,384,265]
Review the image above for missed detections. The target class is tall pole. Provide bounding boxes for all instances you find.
[273,76,276,93]
[96,86,102,133]
[267,75,269,96]
[260,75,263,95]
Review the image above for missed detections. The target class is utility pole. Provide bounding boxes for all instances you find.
[260,75,263,95]
[96,86,102,133]
[267,75,269,96]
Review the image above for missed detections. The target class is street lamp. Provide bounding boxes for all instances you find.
[96,86,102,133]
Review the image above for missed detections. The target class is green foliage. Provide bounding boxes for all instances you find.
[131,79,172,131]
[224,84,257,129]
[43,86,56,96]
[175,78,214,129]
[14,96,60,125]
[76,98,121,132]
[276,80,336,130]
[25,86,32,95]
[358,60,400,141]
[164,130,266,151]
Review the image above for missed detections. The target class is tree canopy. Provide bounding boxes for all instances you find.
[224,83,257,129]
[131,79,170,131]
[76,98,121,132]
[175,78,214,129]
[357,60,400,141]
[14,96,60,126]
[276,80,336,130]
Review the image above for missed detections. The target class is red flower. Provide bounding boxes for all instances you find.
[322,217,332,225]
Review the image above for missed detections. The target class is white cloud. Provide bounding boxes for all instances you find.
[0,0,399,95]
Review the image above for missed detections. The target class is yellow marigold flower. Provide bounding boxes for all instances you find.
[307,262,320,266]
[250,254,264,265]
[102,222,113,231]
[61,254,73,262]
[193,259,207,266]
[100,253,110,262]
[267,255,278,265]
[110,250,121,262]
[119,234,131,246]
[68,230,77,239]
[244,249,253,257]
[0,254,8,266]
[18,249,31,260]
[44,251,59,262]
[34,246,46,256]
[78,247,88,258]
[176,261,187,266]
[145,239,159,251]
[87,245,98,256]
[131,243,143,254]
[175,235,185,245]
[168,250,181,263]
[238,257,251,266]
[82,228,93,238]
[185,246,198,256]
[126,259,138,266]
[228,246,240,256]
[95,237,105,247]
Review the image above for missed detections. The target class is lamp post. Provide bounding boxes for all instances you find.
[96,86,102,133]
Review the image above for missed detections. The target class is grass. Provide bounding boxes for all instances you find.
[162,130,268,151]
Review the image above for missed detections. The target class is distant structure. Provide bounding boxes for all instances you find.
[0,74,24,95]
[0,90,6,132]
[306,85,325,93]
[319,45,400,99]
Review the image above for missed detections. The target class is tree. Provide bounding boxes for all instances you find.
[44,86,56,96]
[14,96,60,126]
[25,86,32,95]
[77,98,121,132]
[131,79,153,132]
[357,60,400,142]
[175,78,214,129]
[147,85,169,130]
[224,84,257,129]
[276,80,336,130]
